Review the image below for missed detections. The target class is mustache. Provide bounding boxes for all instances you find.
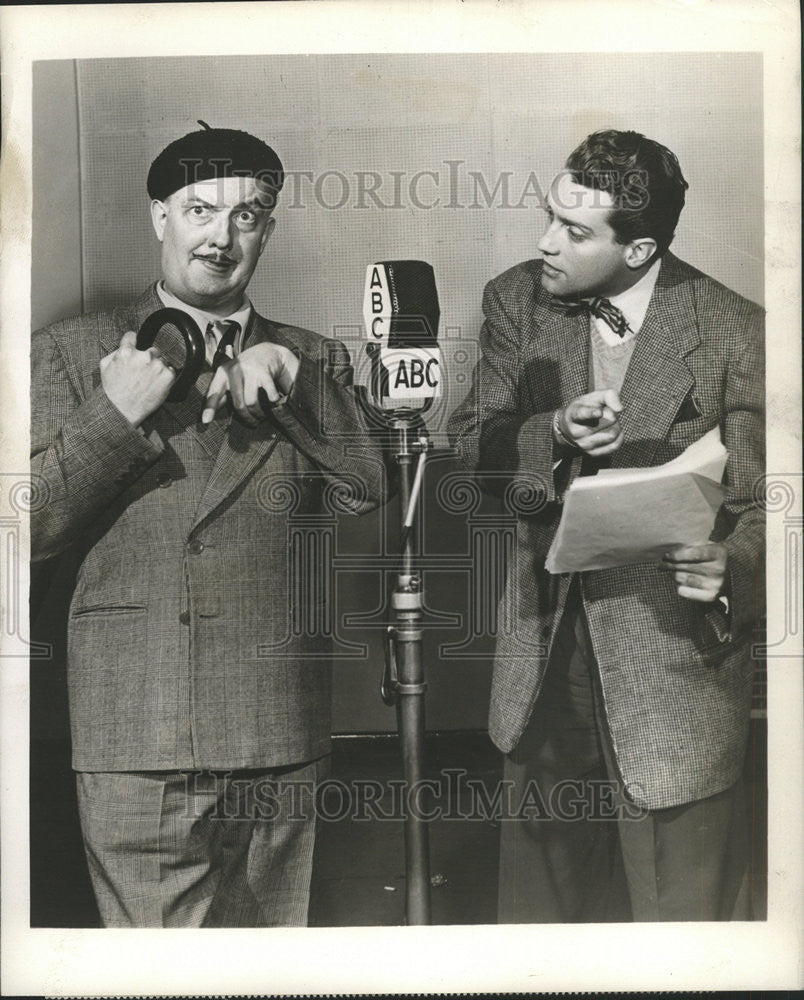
[192,252,238,265]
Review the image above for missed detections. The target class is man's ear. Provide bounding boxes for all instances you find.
[624,237,658,270]
[150,199,168,241]
[259,216,277,255]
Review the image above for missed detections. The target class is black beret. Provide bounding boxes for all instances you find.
[147,121,284,204]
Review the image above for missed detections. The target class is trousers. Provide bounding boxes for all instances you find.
[76,756,328,927]
[498,580,750,923]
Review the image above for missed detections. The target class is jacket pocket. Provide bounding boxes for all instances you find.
[694,602,735,663]
[67,607,150,744]
[71,604,147,617]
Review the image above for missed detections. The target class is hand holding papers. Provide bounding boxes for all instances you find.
[545,426,727,574]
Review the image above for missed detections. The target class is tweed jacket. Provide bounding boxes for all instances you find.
[31,284,387,772]
[448,253,765,809]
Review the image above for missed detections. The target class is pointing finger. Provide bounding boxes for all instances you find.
[259,372,281,405]
[243,372,270,421]
[597,405,621,427]
[225,363,260,426]
[202,367,229,424]
[580,428,620,449]
[570,404,603,426]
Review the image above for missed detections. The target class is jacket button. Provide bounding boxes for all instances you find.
[178,611,190,625]
[156,472,172,487]
[188,540,204,555]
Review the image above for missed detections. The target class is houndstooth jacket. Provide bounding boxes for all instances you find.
[31,284,388,772]
[448,252,765,810]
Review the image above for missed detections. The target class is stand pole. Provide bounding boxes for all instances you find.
[382,417,431,925]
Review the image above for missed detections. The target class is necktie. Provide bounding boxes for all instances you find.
[551,296,630,337]
[205,320,240,370]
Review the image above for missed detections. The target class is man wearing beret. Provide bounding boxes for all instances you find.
[31,124,387,927]
[448,130,764,922]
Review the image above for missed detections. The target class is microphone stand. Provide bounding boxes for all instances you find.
[380,408,432,926]
[357,367,434,925]
[357,261,440,924]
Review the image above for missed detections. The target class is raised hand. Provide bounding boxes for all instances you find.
[202,342,300,426]
[100,330,176,427]
[554,388,624,456]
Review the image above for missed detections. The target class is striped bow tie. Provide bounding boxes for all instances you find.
[551,295,630,337]
[205,319,241,370]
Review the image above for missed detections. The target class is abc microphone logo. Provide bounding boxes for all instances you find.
[363,262,442,402]
[381,347,441,399]
[363,263,392,343]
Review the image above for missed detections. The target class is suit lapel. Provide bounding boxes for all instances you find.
[190,313,296,531]
[96,290,296,528]
[95,286,222,455]
[613,253,700,469]
[95,285,162,360]
[526,295,589,410]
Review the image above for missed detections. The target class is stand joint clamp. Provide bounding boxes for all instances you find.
[382,625,428,705]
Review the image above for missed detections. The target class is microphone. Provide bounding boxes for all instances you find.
[361,260,441,414]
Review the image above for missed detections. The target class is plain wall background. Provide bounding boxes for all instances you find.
[31,52,764,737]
[33,52,764,335]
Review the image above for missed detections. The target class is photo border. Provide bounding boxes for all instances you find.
[1,1,801,994]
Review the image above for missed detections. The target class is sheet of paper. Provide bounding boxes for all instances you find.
[545,429,727,573]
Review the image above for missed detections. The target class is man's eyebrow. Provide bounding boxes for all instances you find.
[546,203,595,234]
[237,197,272,212]
[182,194,270,213]
[184,194,217,208]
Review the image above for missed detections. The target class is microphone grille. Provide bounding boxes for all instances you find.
[378,260,440,344]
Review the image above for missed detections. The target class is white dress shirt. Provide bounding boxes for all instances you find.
[156,282,252,364]
[592,255,662,344]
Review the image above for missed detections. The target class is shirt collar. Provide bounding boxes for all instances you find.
[156,282,253,341]
[606,255,662,336]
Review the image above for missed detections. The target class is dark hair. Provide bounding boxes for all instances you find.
[564,129,688,257]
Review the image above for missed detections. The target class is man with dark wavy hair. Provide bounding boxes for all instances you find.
[564,129,689,256]
[449,129,764,922]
